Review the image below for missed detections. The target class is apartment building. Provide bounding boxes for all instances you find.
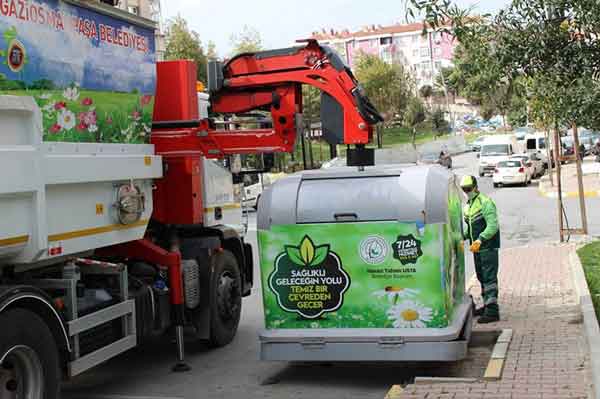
[311,22,457,89]
[114,0,166,59]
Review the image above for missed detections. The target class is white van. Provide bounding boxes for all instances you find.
[478,135,520,176]
[524,133,549,167]
[242,173,286,210]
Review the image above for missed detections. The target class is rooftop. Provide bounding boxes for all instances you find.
[310,21,438,41]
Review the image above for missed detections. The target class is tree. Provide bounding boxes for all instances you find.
[405,97,427,146]
[419,84,434,103]
[164,16,208,83]
[354,53,413,125]
[229,25,263,56]
[431,107,450,135]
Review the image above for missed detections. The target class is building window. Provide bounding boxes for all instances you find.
[434,47,442,57]
[412,34,419,43]
[435,61,442,70]
[380,37,392,45]
[420,47,430,57]
[128,5,139,15]
[412,48,419,57]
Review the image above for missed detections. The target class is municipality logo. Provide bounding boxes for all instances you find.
[359,236,388,265]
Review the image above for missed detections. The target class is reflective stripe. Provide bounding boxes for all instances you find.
[485,297,498,305]
[484,283,498,291]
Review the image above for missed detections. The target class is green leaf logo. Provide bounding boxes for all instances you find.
[285,236,330,266]
[300,236,315,265]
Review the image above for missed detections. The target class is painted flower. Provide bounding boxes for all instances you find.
[88,124,98,133]
[310,322,320,329]
[81,97,93,106]
[78,110,97,127]
[140,95,152,106]
[49,123,61,134]
[38,93,52,100]
[373,287,419,303]
[63,87,80,101]
[57,109,76,131]
[42,103,55,113]
[106,116,113,125]
[54,101,66,111]
[76,122,87,131]
[387,300,433,328]
[131,110,141,120]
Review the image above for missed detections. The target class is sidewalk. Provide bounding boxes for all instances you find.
[397,244,593,398]
[539,160,600,198]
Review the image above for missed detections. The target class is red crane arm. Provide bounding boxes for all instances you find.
[151,40,383,159]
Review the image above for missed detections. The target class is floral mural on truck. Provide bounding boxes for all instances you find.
[0,0,156,143]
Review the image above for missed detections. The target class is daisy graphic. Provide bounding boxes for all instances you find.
[387,300,433,328]
[57,109,76,131]
[373,286,419,303]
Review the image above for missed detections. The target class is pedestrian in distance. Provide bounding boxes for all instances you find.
[460,175,501,324]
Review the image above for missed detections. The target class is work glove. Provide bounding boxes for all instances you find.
[470,240,482,253]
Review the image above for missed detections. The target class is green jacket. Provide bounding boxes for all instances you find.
[463,192,500,250]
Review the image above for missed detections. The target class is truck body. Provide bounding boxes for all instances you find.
[0,2,383,397]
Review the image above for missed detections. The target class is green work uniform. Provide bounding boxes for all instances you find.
[463,192,500,318]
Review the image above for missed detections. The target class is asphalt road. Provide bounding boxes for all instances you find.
[63,152,600,399]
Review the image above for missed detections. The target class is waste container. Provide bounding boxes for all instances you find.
[257,165,473,361]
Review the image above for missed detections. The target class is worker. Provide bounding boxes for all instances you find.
[460,175,500,324]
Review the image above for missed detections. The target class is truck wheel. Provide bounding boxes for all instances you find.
[0,309,60,399]
[209,250,242,347]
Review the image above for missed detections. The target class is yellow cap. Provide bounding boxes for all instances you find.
[460,175,477,188]
[196,81,205,92]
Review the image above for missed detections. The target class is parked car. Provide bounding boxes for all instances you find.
[469,136,487,152]
[510,153,544,179]
[493,159,532,187]
[420,152,453,168]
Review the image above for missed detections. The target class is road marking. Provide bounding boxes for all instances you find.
[384,385,404,399]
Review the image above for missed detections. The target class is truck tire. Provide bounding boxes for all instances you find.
[209,250,242,347]
[0,309,60,399]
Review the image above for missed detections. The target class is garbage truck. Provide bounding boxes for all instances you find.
[0,1,384,397]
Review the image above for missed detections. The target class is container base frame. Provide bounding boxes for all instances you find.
[259,295,473,362]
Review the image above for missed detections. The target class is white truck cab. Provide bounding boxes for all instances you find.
[478,135,520,176]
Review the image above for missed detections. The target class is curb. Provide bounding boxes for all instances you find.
[538,185,600,199]
[569,248,600,399]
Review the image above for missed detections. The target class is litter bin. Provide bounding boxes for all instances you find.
[256,165,473,362]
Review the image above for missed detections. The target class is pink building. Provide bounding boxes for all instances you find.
[311,22,457,89]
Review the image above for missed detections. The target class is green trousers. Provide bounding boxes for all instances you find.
[474,249,499,317]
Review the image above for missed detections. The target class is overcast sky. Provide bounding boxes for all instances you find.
[161,0,511,57]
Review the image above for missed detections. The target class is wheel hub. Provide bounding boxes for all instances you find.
[216,272,240,321]
[0,346,44,399]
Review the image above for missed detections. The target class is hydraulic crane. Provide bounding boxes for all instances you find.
[144,38,384,368]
